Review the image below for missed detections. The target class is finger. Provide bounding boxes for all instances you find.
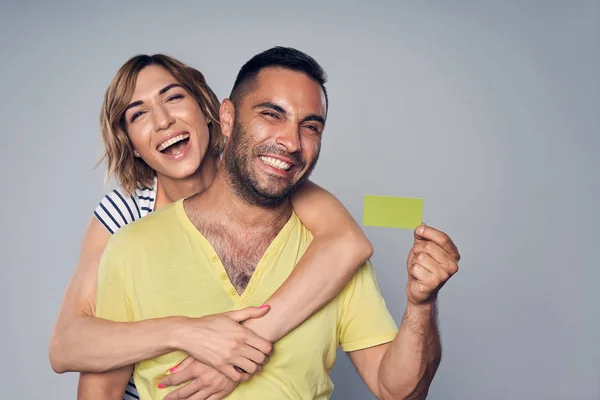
[185,390,220,400]
[414,225,459,260]
[410,262,436,284]
[159,365,196,387]
[204,393,228,400]
[411,241,459,276]
[164,381,211,400]
[244,332,273,356]
[221,365,244,383]
[411,252,449,282]
[239,343,269,365]
[167,356,194,375]
[411,241,456,272]
[232,356,261,376]
[226,305,270,323]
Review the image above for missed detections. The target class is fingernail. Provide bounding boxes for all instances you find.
[158,384,165,389]
[416,225,425,235]
[260,304,270,309]
[169,366,178,373]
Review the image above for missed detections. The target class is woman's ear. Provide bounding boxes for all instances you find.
[219,98,235,139]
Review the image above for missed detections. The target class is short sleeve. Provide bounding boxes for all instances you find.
[95,234,133,322]
[93,189,140,235]
[338,261,398,352]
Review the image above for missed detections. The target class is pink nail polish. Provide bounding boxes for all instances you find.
[158,384,164,389]
[169,366,178,373]
[260,304,270,309]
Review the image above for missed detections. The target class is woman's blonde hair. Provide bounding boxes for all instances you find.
[99,54,224,195]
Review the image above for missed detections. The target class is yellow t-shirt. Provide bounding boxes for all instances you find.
[96,199,398,399]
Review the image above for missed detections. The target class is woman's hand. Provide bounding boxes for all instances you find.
[159,357,238,400]
[173,306,272,382]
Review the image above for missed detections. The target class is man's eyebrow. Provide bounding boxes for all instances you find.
[301,115,326,126]
[125,84,184,112]
[254,102,325,125]
[253,102,287,116]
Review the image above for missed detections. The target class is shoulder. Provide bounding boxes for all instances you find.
[109,201,180,247]
[93,179,157,234]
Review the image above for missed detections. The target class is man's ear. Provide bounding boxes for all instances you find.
[219,99,235,139]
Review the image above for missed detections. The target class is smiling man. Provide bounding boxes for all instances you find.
[80,46,460,399]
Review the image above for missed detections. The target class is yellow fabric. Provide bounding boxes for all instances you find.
[96,199,398,400]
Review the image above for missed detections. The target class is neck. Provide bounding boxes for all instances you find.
[155,154,218,209]
[190,164,292,231]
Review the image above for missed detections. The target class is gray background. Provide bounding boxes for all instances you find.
[1,0,598,399]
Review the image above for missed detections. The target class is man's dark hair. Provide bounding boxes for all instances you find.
[229,46,328,113]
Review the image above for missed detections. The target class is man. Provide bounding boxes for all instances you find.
[80,46,460,399]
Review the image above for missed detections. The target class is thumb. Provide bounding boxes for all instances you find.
[414,223,427,243]
[227,305,270,323]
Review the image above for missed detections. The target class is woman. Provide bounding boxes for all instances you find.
[49,54,372,399]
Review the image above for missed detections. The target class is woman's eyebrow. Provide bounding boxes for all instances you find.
[125,83,184,112]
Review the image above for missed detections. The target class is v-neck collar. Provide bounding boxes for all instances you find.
[174,198,298,303]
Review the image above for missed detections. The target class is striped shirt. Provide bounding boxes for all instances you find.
[93,178,157,400]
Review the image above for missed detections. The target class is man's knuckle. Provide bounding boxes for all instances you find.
[451,262,459,274]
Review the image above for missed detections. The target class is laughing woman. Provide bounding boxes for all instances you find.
[49,54,371,399]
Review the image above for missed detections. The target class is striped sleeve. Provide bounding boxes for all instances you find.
[93,189,141,235]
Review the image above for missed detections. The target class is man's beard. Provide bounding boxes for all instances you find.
[223,118,319,208]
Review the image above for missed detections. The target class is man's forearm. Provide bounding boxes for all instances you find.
[52,315,185,373]
[377,301,442,400]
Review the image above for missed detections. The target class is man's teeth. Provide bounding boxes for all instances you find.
[260,156,291,171]
[157,133,190,152]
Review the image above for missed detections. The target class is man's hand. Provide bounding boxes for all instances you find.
[158,357,238,400]
[174,306,273,383]
[406,224,460,306]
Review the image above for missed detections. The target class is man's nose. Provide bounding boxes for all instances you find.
[275,124,302,153]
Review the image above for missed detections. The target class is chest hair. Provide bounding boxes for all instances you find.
[198,220,278,294]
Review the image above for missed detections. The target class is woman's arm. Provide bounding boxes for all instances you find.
[242,180,373,341]
[49,217,179,373]
[49,217,272,375]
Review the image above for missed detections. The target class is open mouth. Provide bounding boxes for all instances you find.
[259,155,292,171]
[157,133,190,156]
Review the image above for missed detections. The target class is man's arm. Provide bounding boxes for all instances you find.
[348,225,459,399]
[78,366,133,400]
[349,303,441,399]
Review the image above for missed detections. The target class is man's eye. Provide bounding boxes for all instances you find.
[304,124,320,133]
[262,112,279,119]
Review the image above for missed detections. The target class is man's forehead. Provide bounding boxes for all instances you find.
[249,67,327,114]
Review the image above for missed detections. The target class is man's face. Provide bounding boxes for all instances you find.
[223,67,326,207]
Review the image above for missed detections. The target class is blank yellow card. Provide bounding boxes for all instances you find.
[363,195,424,229]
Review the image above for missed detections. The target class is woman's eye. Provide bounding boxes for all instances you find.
[167,94,184,102]
[130,111,144,122]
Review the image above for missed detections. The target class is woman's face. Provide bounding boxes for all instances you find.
[123,65,211,181]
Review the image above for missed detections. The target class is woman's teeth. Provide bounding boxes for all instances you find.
[260,156,291,171]
[157,133,190,152]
